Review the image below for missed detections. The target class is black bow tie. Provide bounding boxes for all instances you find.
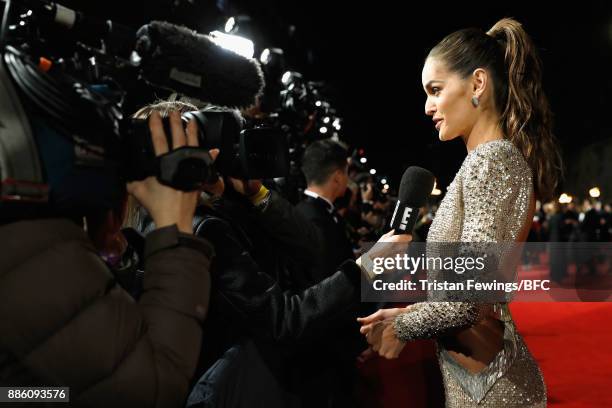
[313,197,339,223]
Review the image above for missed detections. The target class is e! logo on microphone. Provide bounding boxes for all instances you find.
[399,207,413,231]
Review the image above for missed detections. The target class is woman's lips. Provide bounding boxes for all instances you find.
[435,120,443,131]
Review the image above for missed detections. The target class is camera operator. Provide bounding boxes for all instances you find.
[0,111,215,408]
[128,101,367,407]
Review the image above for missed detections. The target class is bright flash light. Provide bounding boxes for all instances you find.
[315,100,322,107]
[384,184,390,190]
[209,31,254,59]
[431,181,442,196]
[589,187,601,198]
[260,48,271,64]
[224,17,236,33]
[381,178,387,184]
[323,117,330,124]
[370,169,377,175]
[332,118,341,130]
[559,193,573,204]
[360,157,367,164]
[320,127,328,134]
[281,71,293,85]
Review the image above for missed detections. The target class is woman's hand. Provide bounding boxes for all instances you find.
[364,319,407,359]
[127,111,216,234]
[357,305,417,359]
[357,305,414,336]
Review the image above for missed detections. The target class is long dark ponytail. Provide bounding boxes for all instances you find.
[428,18,562,201]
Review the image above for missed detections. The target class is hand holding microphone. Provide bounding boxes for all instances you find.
[358,166,435,278]
[389,166,436,235]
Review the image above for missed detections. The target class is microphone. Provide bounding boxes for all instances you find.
[135,21,265,109]
[389,166,435,235]
[17,4,264,108]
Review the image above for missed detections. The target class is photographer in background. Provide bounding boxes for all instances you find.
[0,111,215,408]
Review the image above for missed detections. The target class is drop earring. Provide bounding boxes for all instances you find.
[471,96,480,107]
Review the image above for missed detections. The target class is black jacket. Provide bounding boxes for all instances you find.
[208,191,325,291]
[194,211,362,372]
[198,192,368,407]
[295,195,356,287]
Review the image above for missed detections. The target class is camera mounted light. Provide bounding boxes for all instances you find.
[224,17,236,33]
[223,15,252,35]
[260,47,284,65]
[281,71,303,87]
[260,48,270,64]
[332,118,341,130]
[209,30,254,59]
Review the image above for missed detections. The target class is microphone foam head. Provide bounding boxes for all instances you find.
[398,166,435,207]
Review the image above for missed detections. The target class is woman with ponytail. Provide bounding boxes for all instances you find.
[358,18,560,406]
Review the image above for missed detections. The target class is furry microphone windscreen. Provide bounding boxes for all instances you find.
[135,21,265,109]
[398,166,435,207]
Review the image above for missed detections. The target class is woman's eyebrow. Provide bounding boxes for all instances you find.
[424,80,445,90]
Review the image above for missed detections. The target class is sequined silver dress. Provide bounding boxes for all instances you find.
[393,140,546,407]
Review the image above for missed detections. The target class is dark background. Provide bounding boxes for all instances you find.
[231,0,612,191]
[38,0,612,193]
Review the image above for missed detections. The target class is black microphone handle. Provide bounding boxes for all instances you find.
[390,201,420,235]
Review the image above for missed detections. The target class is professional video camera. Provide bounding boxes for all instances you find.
[0,0,289,220]
[248,59,347,202]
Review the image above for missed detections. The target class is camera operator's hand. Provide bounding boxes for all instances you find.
[202,173,225,197]
[127,111,217,234]
[228,178,263,197]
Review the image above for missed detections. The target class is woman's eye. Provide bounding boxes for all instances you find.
[432,87,441,95]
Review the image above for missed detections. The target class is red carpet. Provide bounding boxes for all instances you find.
[358,302,612,407]
[511,302,612,408]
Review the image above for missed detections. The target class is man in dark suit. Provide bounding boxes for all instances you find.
[291,140,367,406]
[296,139,355,287]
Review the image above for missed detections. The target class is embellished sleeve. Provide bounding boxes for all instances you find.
[393,145,527,342]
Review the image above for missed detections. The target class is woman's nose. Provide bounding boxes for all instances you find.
[425,97,436,116]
